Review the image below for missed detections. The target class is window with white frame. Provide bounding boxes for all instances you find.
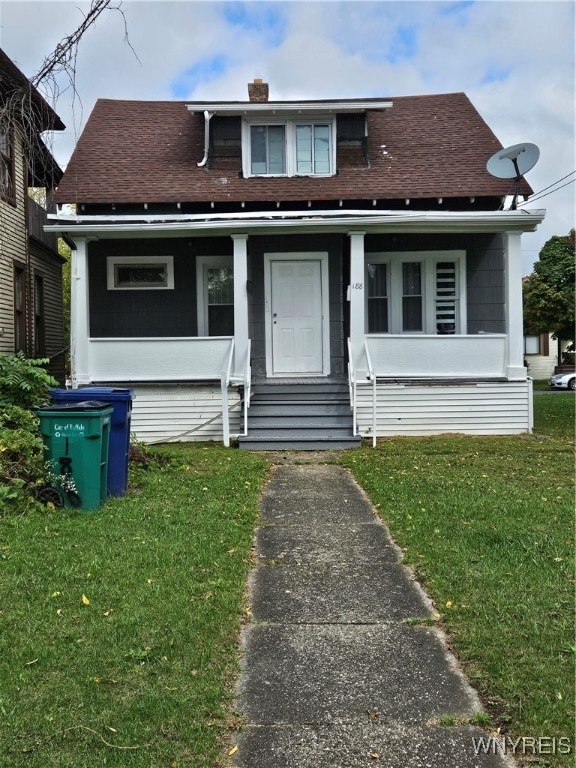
[524,335,541,355]
[107,256,174,290]
[243,117,335,177]
[196,256,234,336]
[366,252,466,334]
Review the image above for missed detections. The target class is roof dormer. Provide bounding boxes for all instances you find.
[186,81,392,176]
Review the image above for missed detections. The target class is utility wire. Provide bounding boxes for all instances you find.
[522,176,576,205]
[529,170,575,197]
[520,170,576,202]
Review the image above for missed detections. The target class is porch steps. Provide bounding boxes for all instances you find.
[238,381,361,451]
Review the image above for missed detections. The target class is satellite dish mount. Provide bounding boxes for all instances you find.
[486,142,540,210]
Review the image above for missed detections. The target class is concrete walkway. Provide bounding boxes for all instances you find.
[231,462,514,768]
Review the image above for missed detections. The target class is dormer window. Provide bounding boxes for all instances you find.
[243,117,335,177]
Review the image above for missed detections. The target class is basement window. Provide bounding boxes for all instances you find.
[107,256,174,290]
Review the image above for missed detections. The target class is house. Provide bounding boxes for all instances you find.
[0,49,66,382]
[523,333,573,380]
[48,80,545,448]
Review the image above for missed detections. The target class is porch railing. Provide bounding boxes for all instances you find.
[364,334,508,379]
[80,336,248,446]
[348,334,509,447]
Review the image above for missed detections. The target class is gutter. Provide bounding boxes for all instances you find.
[197,110,214,168]
[45,208,546,237]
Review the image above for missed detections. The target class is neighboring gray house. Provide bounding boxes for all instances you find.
[48,80,544,448]
[0,48,66,382]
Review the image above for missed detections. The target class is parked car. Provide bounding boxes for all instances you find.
[548,372,576,390]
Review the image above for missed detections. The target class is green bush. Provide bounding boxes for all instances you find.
[0,405,45,514]
[0,354,58,514]
[0,352,58,408]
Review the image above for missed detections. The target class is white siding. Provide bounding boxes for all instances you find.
[524,335,566,380]
[355,380,531,437]
[129,384,242,444]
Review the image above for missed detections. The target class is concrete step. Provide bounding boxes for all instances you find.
[248,415,352,429]
[251,393,350,404]
[242,381,357,451]
[249,403,351,417]
[238,435,361,451]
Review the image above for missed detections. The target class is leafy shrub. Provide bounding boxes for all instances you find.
[0,405,45,514]
[0,352,58,409]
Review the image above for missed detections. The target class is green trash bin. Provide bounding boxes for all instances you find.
[36,401,113,511]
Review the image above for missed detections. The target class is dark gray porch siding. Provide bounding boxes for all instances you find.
[29,243,66,383]
[87,231,504,349]
[364,232,505,334]
[88,237,231,337]
[247,234,346,379]
[465,234,505,333]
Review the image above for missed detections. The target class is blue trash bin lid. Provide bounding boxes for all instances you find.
[50,387,134,401]
[36,401,113,411]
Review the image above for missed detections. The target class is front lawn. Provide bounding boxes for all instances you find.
[0,395,573,767]
[0,445,268,768]
[341,393,575,766]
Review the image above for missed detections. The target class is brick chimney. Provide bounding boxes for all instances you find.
[248,78,269,103]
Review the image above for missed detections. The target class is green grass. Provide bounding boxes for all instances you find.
[1,397,573,766]
[341,392,575,766]
[0,445,268,768]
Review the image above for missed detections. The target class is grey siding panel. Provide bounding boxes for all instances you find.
[466,234,505,334]
[88,237,231,337]
[30,245,65,382]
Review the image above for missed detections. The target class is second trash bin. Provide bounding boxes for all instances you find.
[50,387,134,497]
[37,401,113,511]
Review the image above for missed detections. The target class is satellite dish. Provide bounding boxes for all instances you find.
[486,142,540,179]
[486,142,540,209]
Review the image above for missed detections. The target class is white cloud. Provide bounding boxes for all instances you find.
[0,0,573,273]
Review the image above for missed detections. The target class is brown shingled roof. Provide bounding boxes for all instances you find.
[54,92,531,205]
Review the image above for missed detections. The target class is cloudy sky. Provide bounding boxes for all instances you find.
[1,0,574,274]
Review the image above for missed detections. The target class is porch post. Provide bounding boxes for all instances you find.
[504,231,527,379]
[232,234,249,376]
[70,236,91,388]
[349,231,366,374]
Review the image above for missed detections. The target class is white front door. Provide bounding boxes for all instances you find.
[269,259,324,375]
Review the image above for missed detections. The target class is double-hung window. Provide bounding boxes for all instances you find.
[196,256,234,336]
[244,118,335,177]
[250,125,286,175]
[366,252,466,335]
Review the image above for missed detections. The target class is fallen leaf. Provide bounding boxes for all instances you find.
[228,745,238,755]
[81,594,90,606]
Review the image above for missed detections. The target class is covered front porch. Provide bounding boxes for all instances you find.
[52,207,544,446]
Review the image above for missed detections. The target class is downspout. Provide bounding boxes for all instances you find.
[197,111,214,168]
